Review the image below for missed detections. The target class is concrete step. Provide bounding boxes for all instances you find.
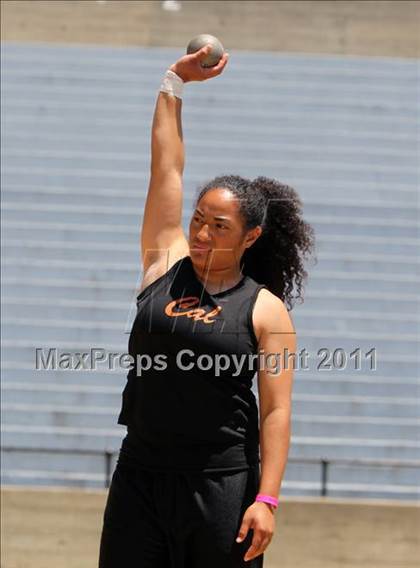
[1,366,127,387]
[2,113,417,165]
[5,280,413,307]
[3,140,417,170]
[1,298,133,323]
[2,365,418,398]
[0,343,126,365]
[1,382,122,408]
[293,377,420,398]
[1,320,130,344]
[3,259,419,294]
[1,320,417,356]
[2,104,416,151]
[285,460,420,489]
[3,119,416,171]
[288,437,420,461]
[3,219,420,256]
[2,69,416,104]
[2,163,417,191]
[2,240,140,264]
[2,343,417,377]
[283,462,419,500]
[2,298,419,334]
[3,202,418,238]
[3,60,416,97]
[292,396,420,420]
[0,309,415,338]
[0,280,135,303]
[3,110,417,158]
[3,240,419,279]
[1,425,124,453]
[3,88,416,129]
[2,160,417,197]
[2,128,416,162]
[3,404,419,441]
[1,448,115,481]
[2,55,415,90]
[2,382,419,419]
[2,188,418,221]
[307,272,420,295]
[2,443,419,497]
[2,405,119,430]
[293,310,420,334]
[2,449,418,491]
[291,416,420,440]
[2,258,141,284]
[294,292,418,314]
[294,333,418,357]
[2,275,417,313]
[2,426,419,460]
[1,465,417,498]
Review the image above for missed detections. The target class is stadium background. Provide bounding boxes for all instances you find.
[1,1,419,567]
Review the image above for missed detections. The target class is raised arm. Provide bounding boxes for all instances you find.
[141,91,186,273]
[140,45,229,282]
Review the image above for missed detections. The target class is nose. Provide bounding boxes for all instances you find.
[197,224,211,241]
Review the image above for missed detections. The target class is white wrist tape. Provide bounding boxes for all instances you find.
[160,69,184,99]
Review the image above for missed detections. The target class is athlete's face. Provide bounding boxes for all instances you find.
[188,188,262,270]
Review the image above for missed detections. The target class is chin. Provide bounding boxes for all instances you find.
[189,248,212,265]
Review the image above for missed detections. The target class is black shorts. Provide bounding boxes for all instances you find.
[98,461,264,568]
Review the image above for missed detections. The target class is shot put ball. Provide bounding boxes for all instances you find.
[187,34,225,67]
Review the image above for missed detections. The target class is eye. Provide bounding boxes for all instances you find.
[216,223,228,230]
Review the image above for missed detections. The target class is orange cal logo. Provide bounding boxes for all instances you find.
[164,296,222,324]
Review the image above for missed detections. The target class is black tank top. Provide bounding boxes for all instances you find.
[117,255,267,472]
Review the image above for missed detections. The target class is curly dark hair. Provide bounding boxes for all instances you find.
[194,174,317,311]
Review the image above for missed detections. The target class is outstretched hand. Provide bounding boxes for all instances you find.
[169,44,229,83]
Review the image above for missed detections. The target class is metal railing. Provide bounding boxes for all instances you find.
[287,456,420,497]
[2,446,420,494]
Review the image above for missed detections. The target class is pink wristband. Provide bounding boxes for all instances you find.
[255,493,279,508]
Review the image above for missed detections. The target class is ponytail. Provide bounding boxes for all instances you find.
[241,176,316,310]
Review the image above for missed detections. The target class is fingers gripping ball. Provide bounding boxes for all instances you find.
[186,34,225,67]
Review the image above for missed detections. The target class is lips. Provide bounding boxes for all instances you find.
[192,242,211,251]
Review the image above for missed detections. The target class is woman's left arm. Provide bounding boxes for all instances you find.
[236,292,296,562]
[257,293,296,501]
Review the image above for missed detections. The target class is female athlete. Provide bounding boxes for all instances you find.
[98,44,315,568]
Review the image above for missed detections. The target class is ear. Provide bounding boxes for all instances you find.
[244,226,263,249]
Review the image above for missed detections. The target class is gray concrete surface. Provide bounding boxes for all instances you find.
[1,486,419,568]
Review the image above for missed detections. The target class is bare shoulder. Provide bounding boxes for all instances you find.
[252,288,295,343]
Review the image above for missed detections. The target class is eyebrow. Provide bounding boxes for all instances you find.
[195,208,231,222]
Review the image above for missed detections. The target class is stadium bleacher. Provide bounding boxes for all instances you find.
[1,41,419,499]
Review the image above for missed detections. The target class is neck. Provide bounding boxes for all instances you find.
[191,260,244,294]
